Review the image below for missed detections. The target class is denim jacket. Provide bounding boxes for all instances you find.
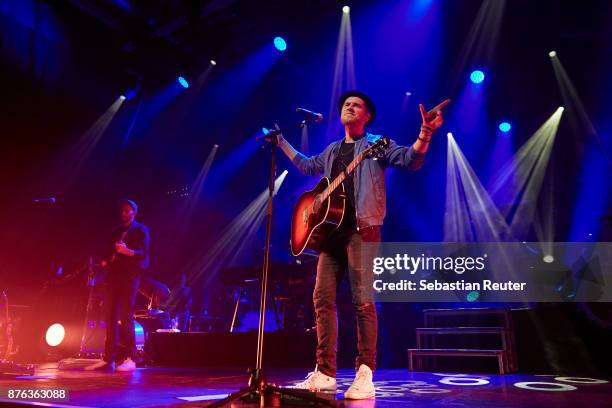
[291,133,425,229]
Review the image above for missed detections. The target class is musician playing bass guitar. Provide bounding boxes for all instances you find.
[86,199,150,372]
[277,91,446,399]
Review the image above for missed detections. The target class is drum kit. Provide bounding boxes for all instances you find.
[78,261,175,357]
[1,255,318,364]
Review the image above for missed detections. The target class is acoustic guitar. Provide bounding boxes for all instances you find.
[290,136,389,256]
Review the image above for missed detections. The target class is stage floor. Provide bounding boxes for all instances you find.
[0,362,610,407]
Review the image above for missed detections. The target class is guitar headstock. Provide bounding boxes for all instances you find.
[364,136,390,159]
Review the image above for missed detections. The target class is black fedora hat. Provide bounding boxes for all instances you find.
[337,90,376,124]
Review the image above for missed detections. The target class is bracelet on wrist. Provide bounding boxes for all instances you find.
[418,135,431,143]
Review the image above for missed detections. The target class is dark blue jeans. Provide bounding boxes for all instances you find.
[104,274,141,363]
[314,226,380,377]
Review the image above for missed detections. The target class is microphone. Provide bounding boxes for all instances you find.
[33,197,56,204]
[296,108,323,125]
[255,128,282,141]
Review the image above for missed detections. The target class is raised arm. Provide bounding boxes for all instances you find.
[277,133,328,176]
[411,100,448,154]
[383,100,447,170]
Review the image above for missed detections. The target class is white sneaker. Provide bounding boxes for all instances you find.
[344,364,375,400]
[115,358,136,372]
[293,368,337,392]
[84,360,115,372]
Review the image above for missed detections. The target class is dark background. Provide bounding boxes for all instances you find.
[1,0,611,372]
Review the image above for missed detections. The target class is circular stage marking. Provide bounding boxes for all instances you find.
[433,373,468,376]
[513,382,577,391]
[433,373,489,379]
[406,383,437,388]
[376,386,409,392]
[411,388,451,394]
[399,380,428,387]
[439,377,490,386]
[375,391,405,398]
[554,377,609,384]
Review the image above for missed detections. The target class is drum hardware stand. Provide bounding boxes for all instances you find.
[229,287,242,332]
[1,290,34,375]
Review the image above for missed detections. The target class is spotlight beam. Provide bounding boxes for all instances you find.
[550,53,611,169]
[445,133,513,242]
[149,63,217,143]
[182,144,220,215]
[532,173,555,257]
[326,8,356,143]
[49,96,125,194]
[163,145,220,271]
[183,171,289,290]
[489,108,564,239]
[445,134,529,304]
[450,0,507,92]
[400,91,412,114]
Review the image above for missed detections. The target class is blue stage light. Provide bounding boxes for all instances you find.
[178,76,189,88]
[470,70,485,84]
[466,291,480,302]
[498,122,511,133]
[273,36,287,52]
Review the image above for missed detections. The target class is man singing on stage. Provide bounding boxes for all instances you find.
[86,199,150,372]
[278,91,444,399]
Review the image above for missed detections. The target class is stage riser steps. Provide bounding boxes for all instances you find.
[416,327,505,335]
[423,308,510,315]
[407,349,507,374]
[409,308,518,373]
[416,327,509,353]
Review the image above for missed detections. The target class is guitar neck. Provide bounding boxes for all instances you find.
[320,150,367,201]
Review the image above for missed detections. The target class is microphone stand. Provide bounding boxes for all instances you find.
[298,116,320,129]
[208,129,336,407]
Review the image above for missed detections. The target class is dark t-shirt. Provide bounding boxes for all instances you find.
[330,140,357,231]
[107,221,150,280]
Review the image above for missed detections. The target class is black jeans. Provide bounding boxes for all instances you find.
[104,274,141,363]
[313,226,380,377]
